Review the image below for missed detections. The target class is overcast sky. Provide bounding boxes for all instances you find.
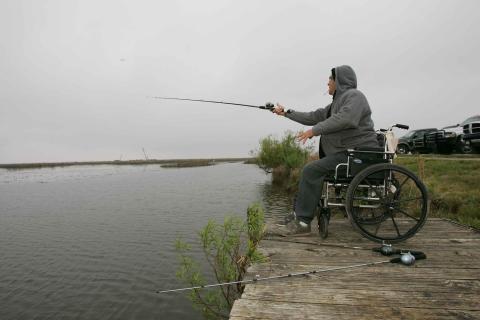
[1,0,479,163]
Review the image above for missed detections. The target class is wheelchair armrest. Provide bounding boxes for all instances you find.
[350,147,386,153]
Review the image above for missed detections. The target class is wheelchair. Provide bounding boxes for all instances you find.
[317,124,429,243]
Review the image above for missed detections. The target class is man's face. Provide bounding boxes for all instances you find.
[328,76,336,95]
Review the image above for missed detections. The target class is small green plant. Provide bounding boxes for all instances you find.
[175,204,266,319]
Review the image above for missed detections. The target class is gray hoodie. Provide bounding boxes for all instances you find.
[285,65,378,155]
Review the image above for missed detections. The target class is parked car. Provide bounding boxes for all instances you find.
[462,115,480,152]
[396,128,438,154]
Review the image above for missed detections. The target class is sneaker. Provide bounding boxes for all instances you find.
[284,218,311,236]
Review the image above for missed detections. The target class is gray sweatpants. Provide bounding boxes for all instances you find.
[295,152,348,223]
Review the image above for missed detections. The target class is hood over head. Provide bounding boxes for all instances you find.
[333,65,357,98]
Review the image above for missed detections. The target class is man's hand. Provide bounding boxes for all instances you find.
[297,129,314,144]
[272,103,286,116]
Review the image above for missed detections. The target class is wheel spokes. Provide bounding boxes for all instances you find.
[373,220,382,236]
[391,215,401,236]
[398,176,410,190]
[392,206,420,222]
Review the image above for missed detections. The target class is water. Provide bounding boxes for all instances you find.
[0,163,291,319]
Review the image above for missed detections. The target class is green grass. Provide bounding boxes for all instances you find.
[395,155,480,229]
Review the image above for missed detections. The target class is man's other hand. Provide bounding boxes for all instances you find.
[297,129,314,144]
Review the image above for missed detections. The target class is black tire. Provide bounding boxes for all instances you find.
[317,208,330,239]
[396,144,409,155]
[345,163,428,243]
[456,140,473,154]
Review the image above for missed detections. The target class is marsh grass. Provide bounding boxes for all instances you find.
[395,156,480,228]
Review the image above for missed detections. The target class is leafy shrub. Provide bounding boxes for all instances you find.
[252,132,313,190]
[254,132,312,172]
[175,204,266,319]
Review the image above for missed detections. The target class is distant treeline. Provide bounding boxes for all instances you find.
[0,158,254,170]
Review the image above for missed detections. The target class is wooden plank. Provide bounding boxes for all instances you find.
[254,248,480,268]
[240,286,480,310]
[239,277,480,295]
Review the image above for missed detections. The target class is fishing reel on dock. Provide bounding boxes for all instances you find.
[373,244,426,266]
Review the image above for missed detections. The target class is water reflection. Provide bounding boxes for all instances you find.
[259,182,293,225]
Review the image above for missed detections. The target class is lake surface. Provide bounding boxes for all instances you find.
[0,162,291,319]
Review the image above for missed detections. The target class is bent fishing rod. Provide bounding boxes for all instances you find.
[157,250,426,294]
[149,96,275,111]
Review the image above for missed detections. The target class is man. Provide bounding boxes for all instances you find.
[272,65,378,235]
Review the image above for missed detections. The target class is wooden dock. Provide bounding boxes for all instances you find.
[230,218,480,319]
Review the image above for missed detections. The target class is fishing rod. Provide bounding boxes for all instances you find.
[157,251,426,294]
[149,96,275,111]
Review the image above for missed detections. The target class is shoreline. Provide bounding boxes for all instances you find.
[0,157,256,170]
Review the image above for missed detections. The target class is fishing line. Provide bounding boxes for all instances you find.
[148,96,275,111]
[156,250,426,294]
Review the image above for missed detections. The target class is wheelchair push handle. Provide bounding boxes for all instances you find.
[394,124,409,130]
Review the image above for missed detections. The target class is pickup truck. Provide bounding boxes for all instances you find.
[424,125,462,154]
[425,116,480,154]
[462,115,480,152]
[396,128,438,154]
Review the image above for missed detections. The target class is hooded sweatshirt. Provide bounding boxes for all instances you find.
[285,65,379,155]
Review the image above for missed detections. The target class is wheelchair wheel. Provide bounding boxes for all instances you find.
[345,163,428,243]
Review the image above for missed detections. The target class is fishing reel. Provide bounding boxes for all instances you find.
[262,102,275,111]
[373,244,426,266]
